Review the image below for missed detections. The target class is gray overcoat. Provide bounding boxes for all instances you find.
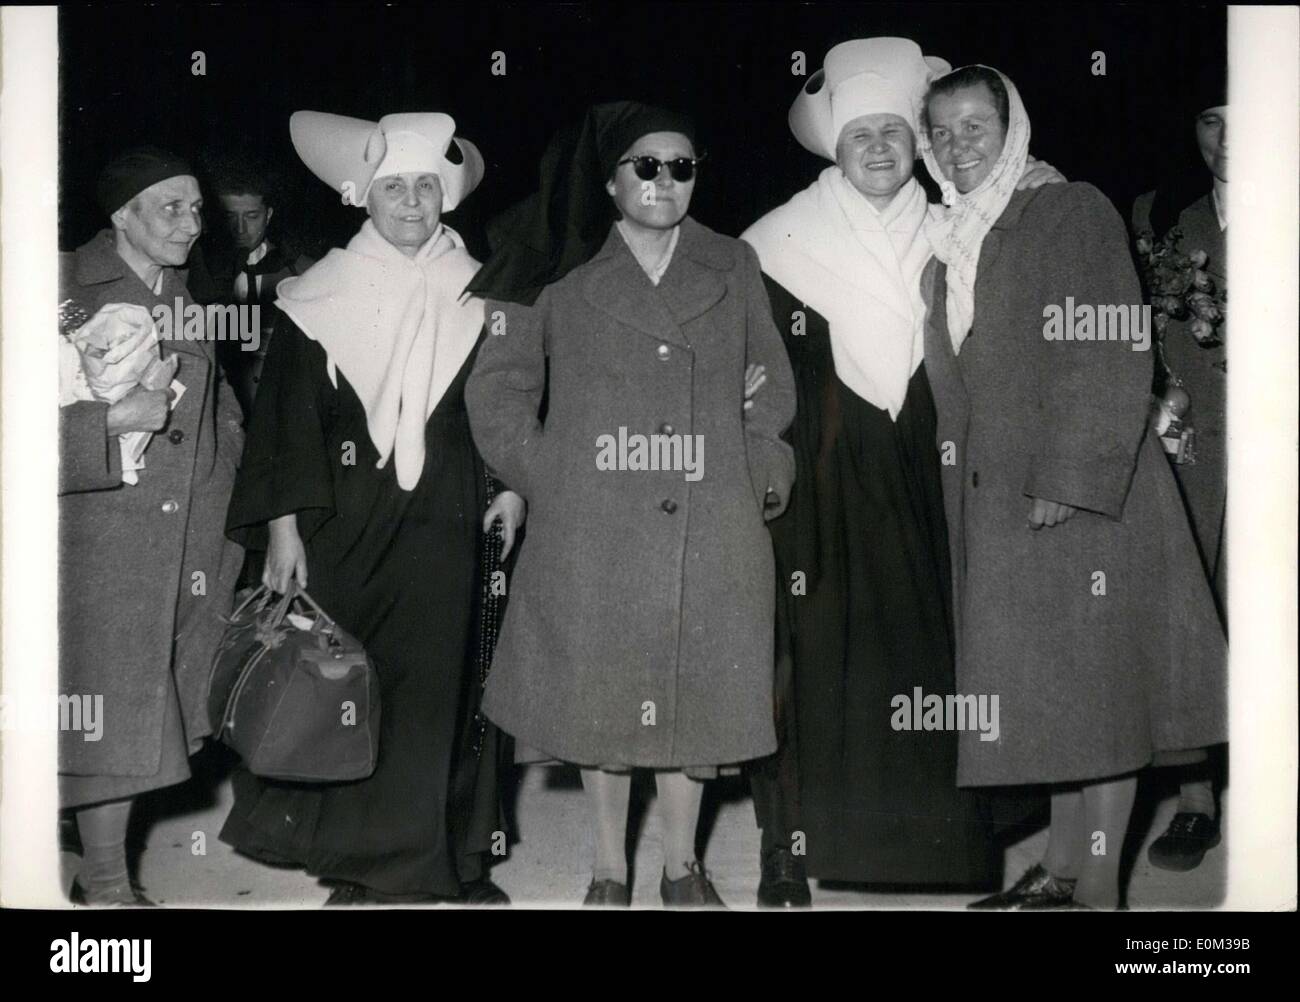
[920,184,1227,787]
[465,217,796,768]
[59,231,244,805]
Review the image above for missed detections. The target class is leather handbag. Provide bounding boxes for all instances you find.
[208,583,380,782]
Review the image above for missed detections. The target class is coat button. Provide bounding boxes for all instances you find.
[161,499,179,514]
[971,470,980,488]
[656,344,671,360]
[168,428,185,444]
[659,423,674,436]
[661,499,678,514]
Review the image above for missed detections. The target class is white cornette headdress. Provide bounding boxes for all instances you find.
[289,110,485,210]
[790,37,952,160]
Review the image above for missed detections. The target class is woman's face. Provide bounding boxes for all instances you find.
[836,113,916,209]
[926,82,1007,194]
[367,172,443,254]
[604,131,695,231]
[1196,105,1228,183]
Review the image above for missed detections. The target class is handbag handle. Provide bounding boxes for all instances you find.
[226,584,276,624]
[268,581,346,647]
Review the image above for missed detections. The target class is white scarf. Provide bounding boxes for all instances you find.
[920,68,1031,354]
[741,166,933,419]
[275,219,485,490]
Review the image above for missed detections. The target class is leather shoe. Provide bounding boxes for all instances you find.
[583,878,630,907]
[69,878,155,907]
[460,879,511,906]
[1147,812,1221,872]
[323,881,372,906]
[756,846,811,908]
[660,861,727,909]
[968,863,1076,910]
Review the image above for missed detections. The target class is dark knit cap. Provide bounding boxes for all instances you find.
[96,146,195,215]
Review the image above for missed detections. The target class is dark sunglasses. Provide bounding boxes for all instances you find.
[616,153,706,183]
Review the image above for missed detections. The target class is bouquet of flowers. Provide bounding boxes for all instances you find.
[59,301,181,485]
[1133,226,1227,466]
[1134,226,1226,348]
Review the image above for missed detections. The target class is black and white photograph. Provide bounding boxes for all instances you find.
[0,0,1296,979]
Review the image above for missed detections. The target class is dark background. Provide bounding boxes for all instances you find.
[58,1,1227,257]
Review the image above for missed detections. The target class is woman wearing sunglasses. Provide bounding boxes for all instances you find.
[465,101,796,908]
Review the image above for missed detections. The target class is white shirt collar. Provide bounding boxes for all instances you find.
[1212,188,1227,231]
[245,240,270,266]
[616,221,679,286]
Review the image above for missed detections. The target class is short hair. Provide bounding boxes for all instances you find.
[211,164,274,205]
[924,66,1010,132]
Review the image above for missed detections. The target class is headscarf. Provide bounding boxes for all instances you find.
[744,38,947,419]
[277,110,487,491]
[920,66,1031,354]
[96,146,195,215]
[465,101,696,306]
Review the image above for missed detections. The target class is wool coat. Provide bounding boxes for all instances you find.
[465,217,796,769]
[920,184,1227,787]
[58,231,245,804]
[1132,190,1227,607]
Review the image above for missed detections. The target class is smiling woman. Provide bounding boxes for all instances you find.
[220,110,516,906]
[368,172,444,252]
[918,65,1227,910]
[740,37,1007,904]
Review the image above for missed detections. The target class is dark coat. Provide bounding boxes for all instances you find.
[465,217,796,768]
[59,231,244,789]
[920,184,1227,787]
[1132,190,1227,605]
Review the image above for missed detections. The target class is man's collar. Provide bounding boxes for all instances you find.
[1212,186,1227,231]
[245,240,270,267]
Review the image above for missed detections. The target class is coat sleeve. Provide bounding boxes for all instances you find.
[1131,189,1155,235]
[464,293,551,503]
[740,242,797,520]
[59,400,122,494]
[1022,183,1153,517]
[224,316,335,549]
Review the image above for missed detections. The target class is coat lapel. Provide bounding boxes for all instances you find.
[580,217,728,348]
[1178,194,1226,280]
[656,216,728,329]
[72,230,210,361]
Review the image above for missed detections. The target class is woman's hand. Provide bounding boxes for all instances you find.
[484,490,527,561]
[1028,497,1078,528]
[1017,156,1067,190]
[743,363,767,413]
[264,513,308,592]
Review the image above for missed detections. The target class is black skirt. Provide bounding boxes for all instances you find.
[219,318,503,897]
[762,279,1001,886]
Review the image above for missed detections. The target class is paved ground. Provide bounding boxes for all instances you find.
[63,755,1225,910]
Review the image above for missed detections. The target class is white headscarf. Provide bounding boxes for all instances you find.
[920,67,1031,354]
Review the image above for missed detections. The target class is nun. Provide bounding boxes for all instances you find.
[741,38,1062,906]
[221,111,520,905]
